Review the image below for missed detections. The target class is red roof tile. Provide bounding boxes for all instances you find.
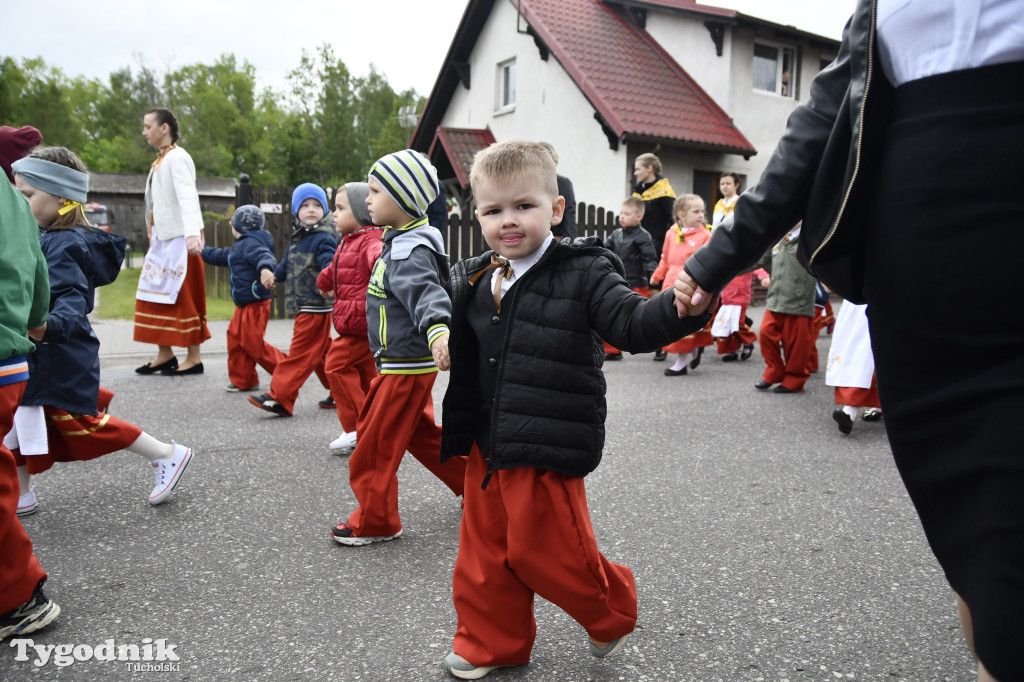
[516,0,756,155]
[428,127,497,188]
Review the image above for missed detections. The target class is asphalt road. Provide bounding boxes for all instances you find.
[1,314,976,681]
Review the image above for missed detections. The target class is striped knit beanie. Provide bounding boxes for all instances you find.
[368,149,439,218]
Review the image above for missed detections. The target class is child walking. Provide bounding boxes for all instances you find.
[250,183,337,416]
[0,126,60,640]
[753,223,818,394]
[602,196,658,360]
[651,195,714,376]
[439,141,712,679]
[826,300,881,434]
[10,147,194,511]
[330,150,467,546]
[316,183,383,453]
[201,205,284,392]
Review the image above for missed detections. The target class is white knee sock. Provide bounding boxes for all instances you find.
[842,405,862,420]
[669,353,692,372]
[17,465,30,497]
[127,433,175,461]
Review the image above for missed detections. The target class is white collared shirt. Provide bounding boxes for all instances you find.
[491,235,556,301]
[877,0,1024,86]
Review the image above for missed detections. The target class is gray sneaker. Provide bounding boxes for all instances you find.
[0,580,60,641]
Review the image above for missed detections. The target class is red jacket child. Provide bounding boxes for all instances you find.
[315,183,384,452]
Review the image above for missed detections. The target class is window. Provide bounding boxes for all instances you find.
[496,58,516,112]
[753,41,795,97]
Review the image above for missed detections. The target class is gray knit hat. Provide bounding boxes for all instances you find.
[231,204,266,232]
[368,149,439,218]
[343,183,373,226]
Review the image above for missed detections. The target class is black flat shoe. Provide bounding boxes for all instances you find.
[165,362,204,376]
[689,346,704,370]
[772,385,798,394]
[653,349,667,361]
[604,353,623,361]
[740,344,754,361]
[136,357,178,375]
[832,409,853,434]
[721,352,739,362]
[664,367,688,376]
[754,380,773,390]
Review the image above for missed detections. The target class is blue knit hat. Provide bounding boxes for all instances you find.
[231,204,266,232]
[291,183,328,217]
[369,149,439,218]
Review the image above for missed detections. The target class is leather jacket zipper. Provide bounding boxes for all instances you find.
[809,0,876,268]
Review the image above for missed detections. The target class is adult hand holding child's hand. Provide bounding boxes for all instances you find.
[673,271,718,317]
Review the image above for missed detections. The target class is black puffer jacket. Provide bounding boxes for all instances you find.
[440,238,711,479]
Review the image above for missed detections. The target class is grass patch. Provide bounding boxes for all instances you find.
[95,268,236,321]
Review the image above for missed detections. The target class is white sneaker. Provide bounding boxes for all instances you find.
[329,431,357,454]
[149,443,194,505]
[17,489,38,517]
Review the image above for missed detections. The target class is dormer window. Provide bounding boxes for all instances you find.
[753,40,795,98]
[495,58,516,113]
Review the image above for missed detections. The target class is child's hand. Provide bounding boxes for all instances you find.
[760,276,771,288]
[27,322,46,341]
[673,271,717,317]
[430,333,451,371]
[319,289,334,300]
[261,269,276,290]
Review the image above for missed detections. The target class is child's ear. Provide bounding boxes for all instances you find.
[550,196,566,226]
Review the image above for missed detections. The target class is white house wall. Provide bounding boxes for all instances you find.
[440,0,628,212]
[643,10,837,196]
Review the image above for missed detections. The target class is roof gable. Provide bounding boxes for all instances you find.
[517,0,755,154]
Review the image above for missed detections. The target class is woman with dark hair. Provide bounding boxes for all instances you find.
[675,2,1024,678]
[134,108,210,375]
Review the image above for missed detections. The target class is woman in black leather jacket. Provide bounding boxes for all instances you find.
[675,2,1024,679]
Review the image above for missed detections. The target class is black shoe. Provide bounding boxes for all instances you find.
[604,353,623,361]
[740,344,754,361]
[689,347,704,370]
[664,367,688,376]
[0,579,60,641]
[862,408,883,422]
[136,357,177,375]
[721,352,739,362]
[249,393,292,417]
[164,362,204,376]
[754,380,773,390]
[318,396,336,409]
[832,409,853,434]
[773,385,798,394]
[653,349,667,361]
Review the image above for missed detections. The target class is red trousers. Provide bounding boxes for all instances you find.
[453,447,637,666]
[346,372,467,537]
[759,310,815,392]
[716,304,758,355]
[268,312,331,414]
[324,334,378,433]
[0,380,47,613]
[227,299,285,390]
[603,287,650,355]
[835,381,880,409]
[807,302,833,373]
[664,320,714,355]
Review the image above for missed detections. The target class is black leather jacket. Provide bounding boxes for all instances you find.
[685,0,888,303]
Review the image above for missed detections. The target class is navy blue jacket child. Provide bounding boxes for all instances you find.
[201,208,277,307]
[23,225,126,414]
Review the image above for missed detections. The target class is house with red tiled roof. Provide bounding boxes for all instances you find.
[412,0,840,224]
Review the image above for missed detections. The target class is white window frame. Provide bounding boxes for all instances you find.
[752,39,795,98]
[495,58,516,114]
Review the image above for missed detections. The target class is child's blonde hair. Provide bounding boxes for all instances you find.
[28,146,92,230]
[673,194,702,218]
[470,141,558,198]
[621,196,645,212]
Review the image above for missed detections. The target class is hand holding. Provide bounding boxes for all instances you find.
[430,333,451,371]
[27,322,46,341]
[673,271,717,317]
[261,269,276,290]
[186,236,202,255]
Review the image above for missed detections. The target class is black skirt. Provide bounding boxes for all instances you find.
[862,60,1024,679]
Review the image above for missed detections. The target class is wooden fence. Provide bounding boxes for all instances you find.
[209,182,625,318]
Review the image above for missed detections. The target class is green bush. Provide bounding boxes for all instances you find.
[95,268,236,321]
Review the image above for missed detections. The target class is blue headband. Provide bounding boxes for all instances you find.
[11,157,89,203]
